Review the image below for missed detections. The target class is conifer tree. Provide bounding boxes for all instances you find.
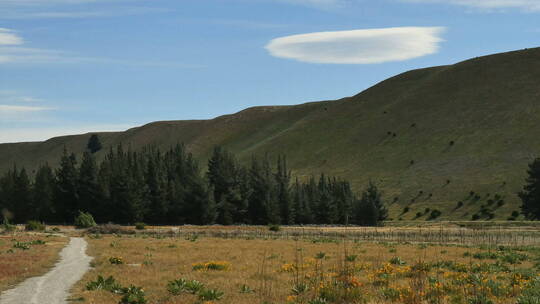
[78,152,102,218]
[33,164,56,221]
[54,148,79,222]
[87,134,102,154]
[519,158,540,220]
[13,168,32,223]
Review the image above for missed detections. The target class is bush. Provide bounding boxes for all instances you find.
[109,257,124,265]
[120,285,147,304]
[25,220,45,231]
[268,224,281,232]
[428,209,442,220]
[192,261,230,271]
[74,211,96,228]
[517,278,540,304]
[198,288,224,301]
[86,275,123,293]
[1,216,16,232]
[134,222,146,230]
[167,278,188,295]
[87,224,133,235]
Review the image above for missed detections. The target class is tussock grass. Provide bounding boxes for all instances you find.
[73,231,540,304]
[0,233,68,292]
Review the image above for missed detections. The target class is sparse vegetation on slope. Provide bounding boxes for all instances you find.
[1,47,540,220]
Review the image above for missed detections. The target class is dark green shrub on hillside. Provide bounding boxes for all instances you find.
[268,224,281,232]
[134,222,146,230]
[428,210,442,220]
[25,220,45,231]
[74,211,96,228]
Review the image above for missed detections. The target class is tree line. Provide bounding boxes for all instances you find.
[0,139,387,226]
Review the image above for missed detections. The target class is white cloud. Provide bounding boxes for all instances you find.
[0,29,23,46]
[0,105,52,112]
[0,124,136,143]
[0,91,43,103]
[265,27,445,64]
[401,0,540,11]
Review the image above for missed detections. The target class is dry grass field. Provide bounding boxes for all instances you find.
[72,229,540,304]
[0,231,68,292]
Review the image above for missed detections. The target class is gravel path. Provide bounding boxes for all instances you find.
[0,237,92,304]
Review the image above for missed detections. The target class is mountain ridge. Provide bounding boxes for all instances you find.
[2,47,540,221]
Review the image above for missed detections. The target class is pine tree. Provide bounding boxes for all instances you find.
[275,156,294,224]
[207,146,238,225]
[355,182,386,226]
[78,152,102,219]
[13,168,32,223]
[87,134,103,154]
[54,148,79,222]
[519,158,540,220]
[33,164,56,221]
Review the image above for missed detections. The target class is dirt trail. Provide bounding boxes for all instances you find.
[0,237,92,304]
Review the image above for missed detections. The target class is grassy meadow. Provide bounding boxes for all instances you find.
[69,224,540,304]
[0,231,68,292]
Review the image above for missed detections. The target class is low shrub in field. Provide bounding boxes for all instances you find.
[120,285,147,304]
[517,278,540,304]
[268,224,281,232]
[86,275,123,293]
[198,288,224,301]
[87,224,133,234]
[167,278,188,295]
[192,261,230,271]
[239,284,255,294]
[389,256,406,265]
[134,222,146,230]
[13,241,30,250]
[25,220,45,231]
[1,216,16,232]
[109,257,124,265]
[184,280,205,294]
[74,211,96,228]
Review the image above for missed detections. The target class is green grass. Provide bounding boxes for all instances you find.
[2,47,540,220]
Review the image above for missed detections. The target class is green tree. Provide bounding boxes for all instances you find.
[519,158,540,220]
[87,134,103,154]
[78,152,102,219]
[54,148,79,222]
[33,164,56,221]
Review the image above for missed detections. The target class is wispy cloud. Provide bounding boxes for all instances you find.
[1,6,171,19]
[0,28,202,68]
[0,28,23,46]
[400,0,540,11]
[265,27,445,64]
[0,104,52,112]
[0,90,43,103]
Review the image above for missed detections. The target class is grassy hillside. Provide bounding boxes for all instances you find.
[2,47,540,221]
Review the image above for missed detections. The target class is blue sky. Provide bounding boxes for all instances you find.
[0,0,538,143]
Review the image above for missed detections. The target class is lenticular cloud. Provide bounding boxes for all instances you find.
[265,27,445,64]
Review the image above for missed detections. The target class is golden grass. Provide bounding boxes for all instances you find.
[0,232,68,292]
[72,233,539,304]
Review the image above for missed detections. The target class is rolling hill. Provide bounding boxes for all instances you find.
[2,47,540,221]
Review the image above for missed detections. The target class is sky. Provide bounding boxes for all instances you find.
[0,0,538,143]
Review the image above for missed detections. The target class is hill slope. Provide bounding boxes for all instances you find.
[2,47,540,221]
